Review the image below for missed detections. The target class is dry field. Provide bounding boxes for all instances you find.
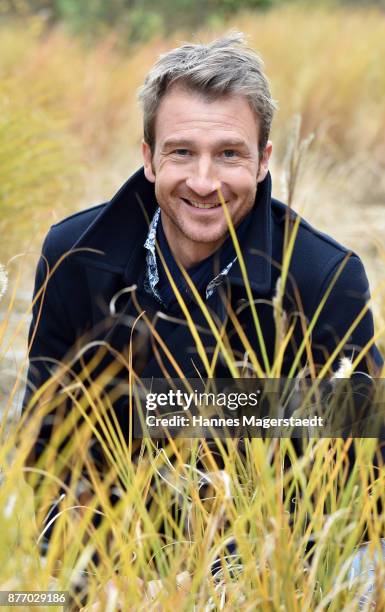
[1,5,385,609]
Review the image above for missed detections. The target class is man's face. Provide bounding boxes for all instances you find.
[142,85,272,268]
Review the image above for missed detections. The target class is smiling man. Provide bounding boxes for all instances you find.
[24,32,382,460]
[141,84,271,269]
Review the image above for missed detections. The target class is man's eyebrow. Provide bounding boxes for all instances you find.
[161,139,196,149]
[214,138,249,148]
[161,137,249,149]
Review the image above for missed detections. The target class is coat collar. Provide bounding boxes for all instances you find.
[72,167,273,295]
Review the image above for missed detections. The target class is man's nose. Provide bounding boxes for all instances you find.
[185,160,220,197]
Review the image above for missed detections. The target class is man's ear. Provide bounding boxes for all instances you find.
[257,140,273,183]
[142,141,156,183]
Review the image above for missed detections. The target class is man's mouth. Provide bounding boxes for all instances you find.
[181,197,223,209]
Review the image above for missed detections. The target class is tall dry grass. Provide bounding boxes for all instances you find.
[1,4,385,609]
[4,235,385,610]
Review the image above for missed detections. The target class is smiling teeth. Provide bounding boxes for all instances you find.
[188,199,221,209]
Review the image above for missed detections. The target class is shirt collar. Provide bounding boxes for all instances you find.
[143,207,162,302]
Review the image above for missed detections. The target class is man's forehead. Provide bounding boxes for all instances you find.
[156,84,256,120]
[153,87,259,149]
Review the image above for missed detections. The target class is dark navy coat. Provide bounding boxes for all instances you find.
[23,168,383,457]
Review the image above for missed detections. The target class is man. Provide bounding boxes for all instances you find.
[23,32,382,461]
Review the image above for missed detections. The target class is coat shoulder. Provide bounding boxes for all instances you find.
[43,203,107,258]
[270,198,366,314]
[271,198,356,264]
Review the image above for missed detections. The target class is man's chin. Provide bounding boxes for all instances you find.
[178,221,225,240]
[179,228,229,252]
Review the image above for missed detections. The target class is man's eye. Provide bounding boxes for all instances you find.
[222,150,237,158]
[174,149,190,156]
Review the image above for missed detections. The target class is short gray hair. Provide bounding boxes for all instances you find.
[138,32,277,157]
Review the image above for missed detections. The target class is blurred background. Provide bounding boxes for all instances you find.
[1,0,385,409]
